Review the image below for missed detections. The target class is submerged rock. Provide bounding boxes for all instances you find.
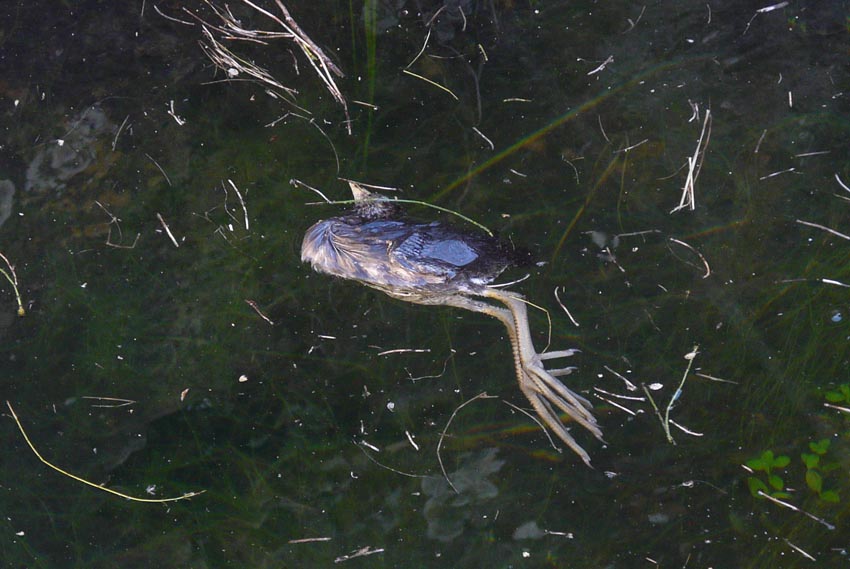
[25,106,114,194]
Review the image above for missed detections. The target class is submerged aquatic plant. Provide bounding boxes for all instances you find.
[800,438,840,503]
[745,449,791,500]
[824,383,850,406]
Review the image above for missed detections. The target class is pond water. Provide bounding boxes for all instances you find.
[1,1,848,567]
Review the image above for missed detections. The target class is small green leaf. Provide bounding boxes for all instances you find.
[820,490,840,503]
[805,469,823,494]
[771,491,792,499]
[809,439,830,455]
[801,453,819,469]
[825,391,845,403]
[748,477,768,497]
[772,455,791,468]
[746,458,767,472]
[841,384,850,400]
[761,450,775,463]
[768,474,784,491]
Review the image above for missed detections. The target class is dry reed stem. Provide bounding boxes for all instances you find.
[156,213,180,248]
[668,237,711,278]
[354,440,423,479]
[755,490,834,530]
[6,401,204,503]
[401,69,459,100]
[643,345,700,445]
[796,219,850,241]
[334,546,384,563]
[245,299,274,325]
[671,109,711,213]
[190,0,350,133]
[437,392,496,494]
[0,252,24,316]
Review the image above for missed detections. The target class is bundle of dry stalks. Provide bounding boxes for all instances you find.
[186,0,350,133]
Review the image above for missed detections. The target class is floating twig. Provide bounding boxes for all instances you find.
[94,201,140,249]
[245,299,274,325]
[593,393,637,416]
[593,387,645,402]
[405,430,419,451]
[424,5,448,27]
[354,440,423,479]
[145,153,172,186]
[227,179,249,230]
[351,100,378,110]
[290,178,332,203]
[334,546,384,563]
[756,490,834,531]
[553,286,580,327]
[615,138,649,153]
[166,100,186,126]
[695,372,738,384]
[824,402,850,414]
[376,348,431,356]
[81,396,136,409]
[669,419,703,437]
[783,539,816,562]
[743,2,789,35]
[671,109,711,213]
[835,173,850,194]
[691,101,703,123]
[757,1,788,13]
[754,129,767,153]
[405,26,432,68]
[598,115,609,142]
[759,167,798,180]
[155,4,194,25]
[189,0,350,132]
[668,237,711,278]
[472,127,494,150]
[643,345,700,444]
[437,392,496,494]
[404,353,451,382]
[156,213,180,248]
[111,114,130,151]
[401,69,459,100]
[289,536,332,544]
[793,150,830,158]
[779,277,850,289]
[6,401,204,503]
[796,219,850,241]
[586,55,614,76]
[0,252,25,316]
[604,365,638,392]
[622,5,646,33]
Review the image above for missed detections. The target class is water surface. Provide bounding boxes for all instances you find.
[1,1,848,567]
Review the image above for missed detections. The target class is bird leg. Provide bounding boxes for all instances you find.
[438,289,602,466]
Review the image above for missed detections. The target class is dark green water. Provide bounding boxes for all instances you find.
[1,1,848,567]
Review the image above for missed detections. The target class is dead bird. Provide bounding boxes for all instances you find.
[301,182,602,465]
